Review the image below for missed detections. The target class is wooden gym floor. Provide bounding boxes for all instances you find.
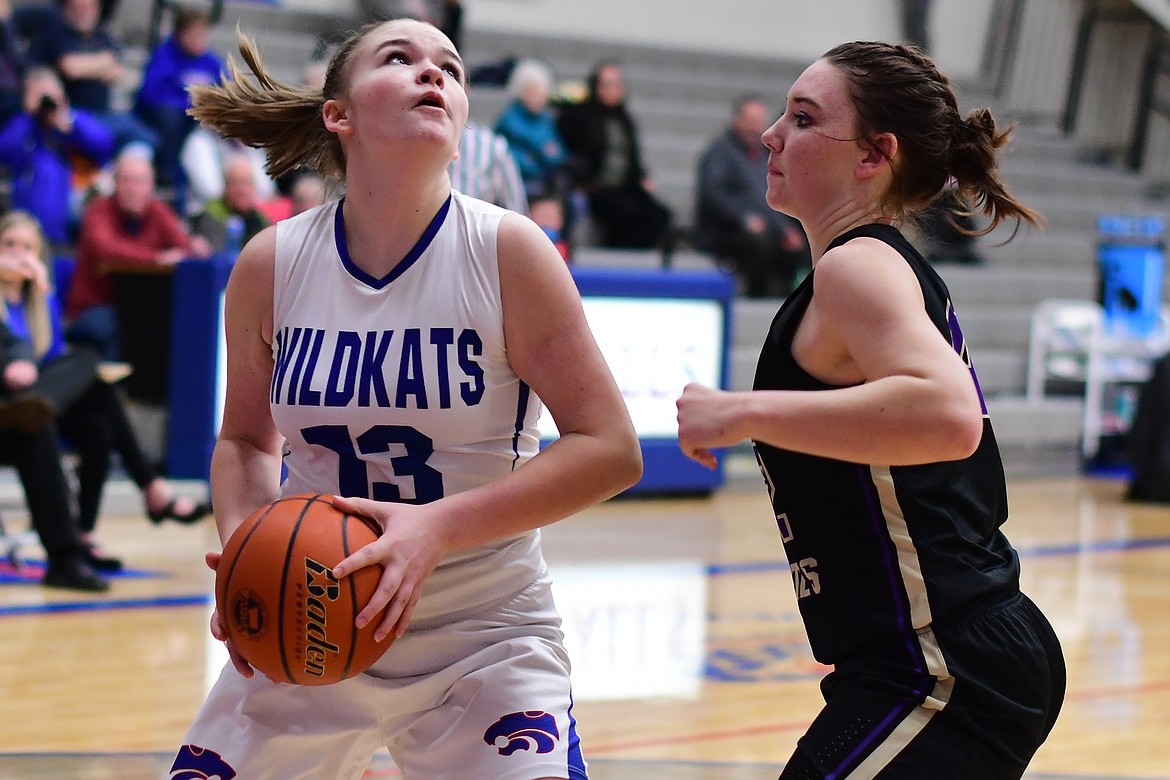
[1,471,1168,779]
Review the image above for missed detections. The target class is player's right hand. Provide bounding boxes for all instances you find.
[205,551,255,679]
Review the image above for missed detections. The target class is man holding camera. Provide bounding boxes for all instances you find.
[0,66,115,247]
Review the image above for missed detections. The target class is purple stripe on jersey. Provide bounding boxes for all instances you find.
[855,464,922,671]
[333,195,452,290]
[567,691,588,780]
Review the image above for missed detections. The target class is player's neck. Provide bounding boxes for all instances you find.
[339,174,451,276]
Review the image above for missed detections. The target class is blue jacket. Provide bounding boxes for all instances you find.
[493,100,566,192]
[0,111,116,244]
[136,37,224,111]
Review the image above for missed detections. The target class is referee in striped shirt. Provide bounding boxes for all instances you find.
[449,121,529,214]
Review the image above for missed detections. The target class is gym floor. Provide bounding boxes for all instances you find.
[1,474,1168,779]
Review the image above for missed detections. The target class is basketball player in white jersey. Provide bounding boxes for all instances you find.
[168,19,641,780]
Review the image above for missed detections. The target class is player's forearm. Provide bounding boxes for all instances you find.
[209,437,283,546]
[432,428,642,552]
[740,378,983,466]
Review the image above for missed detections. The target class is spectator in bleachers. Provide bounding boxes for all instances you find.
[0,0,28,125]
[494,58,567,199]
[289,169,326,216]
[0,212,107,591]
[529,193,569,262]
[695,94,810,297]
[0,65,115,247]
[557,59,674,251]
[26,0,159,155]
[450,120,528,213]
[65,147,211,359]
[0,210,210,570]
[180,126,274,214]
[133,5,224,195]
[190,154,272,253]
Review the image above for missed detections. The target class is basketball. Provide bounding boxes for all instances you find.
[214,493,390,685]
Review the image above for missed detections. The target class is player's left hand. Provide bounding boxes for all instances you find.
[329,495,448,643]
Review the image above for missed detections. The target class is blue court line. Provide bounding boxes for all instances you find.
[704,534,1170,576]
[0,565,166,585]
[0,593,209,618]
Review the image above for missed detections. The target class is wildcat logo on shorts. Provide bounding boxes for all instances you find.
[483,710,560,756]
[169,744,237,779]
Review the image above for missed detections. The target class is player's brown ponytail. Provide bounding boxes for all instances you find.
[949,108,1044,234]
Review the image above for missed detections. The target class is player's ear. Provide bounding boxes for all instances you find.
[857,132,896,178]
[323,98,352,136]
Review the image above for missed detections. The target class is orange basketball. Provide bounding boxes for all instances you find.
[214,493,391,685]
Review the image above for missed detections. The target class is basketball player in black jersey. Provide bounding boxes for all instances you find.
[677,42,1065,779]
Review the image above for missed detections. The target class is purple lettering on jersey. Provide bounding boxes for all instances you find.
[297,329,326,406]
[324,331,362,406]
[396,328,429,408]
[458,330,485,405]
[430,327,455,408]
[280,327,486,409]
[270,326,303,404]
[358,330,393,407]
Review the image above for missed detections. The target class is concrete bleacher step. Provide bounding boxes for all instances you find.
[985,395,1085,450]
[1002,157,1154,199]
[978,227,1098,268]
[955,305,1036,350]
[937,265,1096,307]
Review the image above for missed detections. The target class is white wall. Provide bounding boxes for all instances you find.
[463,0,995,80]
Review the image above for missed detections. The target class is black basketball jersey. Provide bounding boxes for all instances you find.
[752,223,1020,665]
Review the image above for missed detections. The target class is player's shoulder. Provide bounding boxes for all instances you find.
[279,198,340,235]
[814,233,921,314]
[818,232,916,285]
[450,189,510,220]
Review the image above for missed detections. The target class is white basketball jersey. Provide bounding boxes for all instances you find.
[271,192,546,622]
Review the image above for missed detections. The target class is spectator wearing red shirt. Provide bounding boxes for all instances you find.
[65,147,211,358]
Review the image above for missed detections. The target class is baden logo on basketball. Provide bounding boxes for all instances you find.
[299,556,342,679]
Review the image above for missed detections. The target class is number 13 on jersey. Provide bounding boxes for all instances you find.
[302,424,445,503]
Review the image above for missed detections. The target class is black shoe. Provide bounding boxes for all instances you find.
[43,556,110,592]
[0,394,55,432]
[83,544,124,573]
[147,498,212,525]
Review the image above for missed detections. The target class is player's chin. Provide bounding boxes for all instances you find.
[764,184,789,214]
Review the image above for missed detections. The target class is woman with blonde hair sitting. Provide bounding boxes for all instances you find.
[0,210,209,571]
